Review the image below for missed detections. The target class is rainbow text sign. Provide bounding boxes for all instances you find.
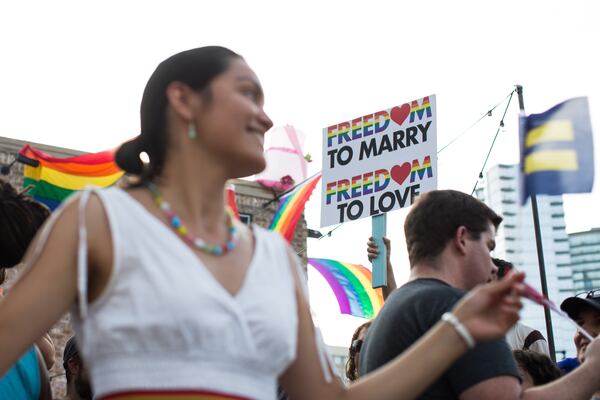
[320,95,437,226]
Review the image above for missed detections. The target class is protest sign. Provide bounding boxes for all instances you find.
[321,95,437,226]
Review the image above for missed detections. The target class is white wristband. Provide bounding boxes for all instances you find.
[441,312,475,349]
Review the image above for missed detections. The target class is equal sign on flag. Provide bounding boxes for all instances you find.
[519,97,594,203]
[19,144,124,210]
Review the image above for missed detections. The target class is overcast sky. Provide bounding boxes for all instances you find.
[1,0,598,346]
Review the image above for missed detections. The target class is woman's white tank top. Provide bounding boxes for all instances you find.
[70,188,300,399]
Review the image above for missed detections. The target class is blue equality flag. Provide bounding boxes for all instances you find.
[520,97,594,204]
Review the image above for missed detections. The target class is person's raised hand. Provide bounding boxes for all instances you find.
[452,271,525,343]
[582,336,600,370]
[367,236,391,263]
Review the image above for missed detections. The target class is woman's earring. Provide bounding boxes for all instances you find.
[188,123,197,140]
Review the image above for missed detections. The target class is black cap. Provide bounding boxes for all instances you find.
[63,336,79,369]
[560,293,600,319]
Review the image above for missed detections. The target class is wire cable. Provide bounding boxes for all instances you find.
[296,223,344,257]
[438,89,516,154]
[470,90,516,195]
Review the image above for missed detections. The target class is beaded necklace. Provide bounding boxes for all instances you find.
[146,182,238,256]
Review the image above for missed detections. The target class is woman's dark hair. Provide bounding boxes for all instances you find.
[345,320,372,382]
[513,350,562,386]
[0,181,50,268]
[115,46,242,182]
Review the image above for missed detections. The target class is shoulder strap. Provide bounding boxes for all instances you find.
[77,190,93,319]
[523,329,545,350]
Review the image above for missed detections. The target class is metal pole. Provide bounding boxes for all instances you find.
[516,85,556,361]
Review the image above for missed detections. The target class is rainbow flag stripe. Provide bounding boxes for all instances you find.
[269,174,321,242]
[100,390,250,400]
[308,258,384,319]
[19,144,123,210]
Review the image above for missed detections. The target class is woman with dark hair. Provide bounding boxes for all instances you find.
[345,321,372,382]
[0,181,52,400]
[0,46,528,400]
[513,350,562,389]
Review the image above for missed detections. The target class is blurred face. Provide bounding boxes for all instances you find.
[463,222,497,289]
[351,326,369,376]
[67,357,93,400]
[192,58,273,178]
[574,307,600,364]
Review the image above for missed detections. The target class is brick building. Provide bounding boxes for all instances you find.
[0,135,307,399]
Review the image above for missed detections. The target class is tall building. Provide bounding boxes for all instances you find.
[476,164,575,358]
[569,228,600,292]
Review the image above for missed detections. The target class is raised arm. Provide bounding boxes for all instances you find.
[281,254,525,400]
[0,194,110,375]
[366,236,397,300]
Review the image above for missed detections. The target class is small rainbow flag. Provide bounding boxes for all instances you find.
[19,144,124,210]
[269,173,321,242]
[308,258,384,319]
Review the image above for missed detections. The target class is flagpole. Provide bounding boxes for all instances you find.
[516,84,556,361]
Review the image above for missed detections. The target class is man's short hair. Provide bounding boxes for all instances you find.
[404,190,502,267]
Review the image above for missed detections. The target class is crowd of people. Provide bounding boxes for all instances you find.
[0,46,599,399]
[350,193,600,398]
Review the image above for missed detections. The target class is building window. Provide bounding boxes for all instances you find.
[502,200,516,204]
[499,176,514,180]
[500,187,515,192]
[551,213,565,218]
[553,226,566,231]
[550,201,563,206]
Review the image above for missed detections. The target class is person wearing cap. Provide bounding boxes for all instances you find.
[561,290,600,400]
[360,190,600,400]
[0,46,556,400]
[63,336,92,400]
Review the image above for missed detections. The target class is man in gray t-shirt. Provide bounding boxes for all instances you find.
[360,278,519,398]
[361,190,600,399]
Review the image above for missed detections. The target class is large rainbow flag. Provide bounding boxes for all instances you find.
[308,258,384,319]
[269,173,321,242]
[19,144,124,210]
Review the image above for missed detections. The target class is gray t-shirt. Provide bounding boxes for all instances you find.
[359,278,520,399]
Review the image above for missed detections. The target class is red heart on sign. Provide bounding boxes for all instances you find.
[390,103,411,126]
[390,163,412,185]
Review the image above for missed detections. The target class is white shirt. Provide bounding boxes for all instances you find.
[506,323,550,356]
[67,188,302,399]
